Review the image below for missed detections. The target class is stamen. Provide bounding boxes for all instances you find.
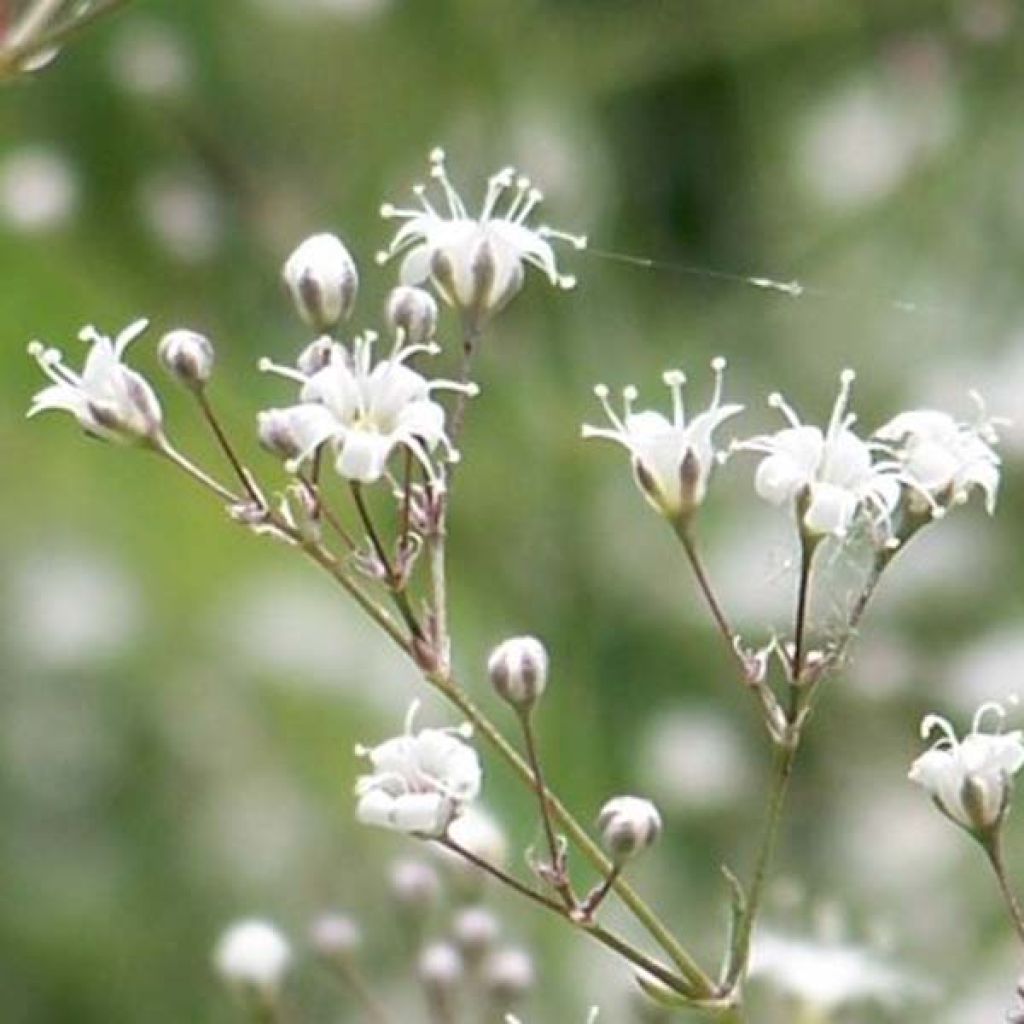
[768,391,802,428]
[710,356,726,407]
[920,713,957,746]
[404,699,422,735]
[593,384,624,430]
[662,370,686,425]
[538,226,589,249]
[258,357,307,384]
[827,369,856,442]
[622,385,638,417]
[428,149,467,220]
[973,700,1007,735]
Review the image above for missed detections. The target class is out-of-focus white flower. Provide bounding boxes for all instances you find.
[377,147,586,316]
[482,947,535,1006]
[583,358,742,522]
[259,331,473,484]
[736,370,899,539]
[355,702,482,836]
[214,919,292,996]
[27,320,163,444]
[909,702,1024,833]
[283,233,359,333]
[108,20,192,99]
[875,401,1002,515]
[751,930,932,1013]
[310,913,361,959]
[0,145,77,233]
[639,709,752,812]
[139,172,222,263]
[389,858,441,912]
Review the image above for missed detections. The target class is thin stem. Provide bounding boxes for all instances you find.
[790,534,818,687]
[350,482,424,641]
[437,837,697,998]
[1,0,134,77]
[579,862,622,919]
[195,389,262,504]
[156,437,241,504]
[447,317,482,449]
[674,523,746,673]
[429,672,716,998]
[5,0,63,49]
[726,740,799,988]
[983,834,1024,946]
[327,957,393,1024]
[298,474,357,551]
[426,484,450,671]
[518,709,576,909]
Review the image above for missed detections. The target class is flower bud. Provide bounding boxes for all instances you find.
[487,636,549,712]
[482,947,535,1008]
[158,329,215,389]
[296,335,336,376]
[213,919,292,1000]
[387,285,438,345]
[257,408,303,460]
[283,233,358,333]
[389,858,441,915]
[418,942,463,1010]
[597,796,662,862]
[309,913,360,961]
[452,905,500,965]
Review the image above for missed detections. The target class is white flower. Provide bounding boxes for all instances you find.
[875,399,1002,515]
[27,320,163,444]
[751,930,932,1013]
[909,702,1024,832]
[582,358,742,521]
[377,147,586,315]
[736,369,899,539]
[213,919,292,996]
[258,331,474,484]
[355,702,482,836]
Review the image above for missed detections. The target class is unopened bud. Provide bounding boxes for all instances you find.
[283,233,358,333]
[389,858,441,914]
[597,796,662,862]
[257,408,303,461]
[418,941,463,996]
[387,285,438,345]
[296,335,335,376]
[213,919,292,1000]
[158,328,214,388]
[487,636,549,711]
[309,913,360,961]
[482,947,534,1007]
[452,905,500,964]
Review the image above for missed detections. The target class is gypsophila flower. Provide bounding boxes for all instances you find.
[213,919,292,997]
[597,795,662,862]
[377,147,586,316]
[27,319,163,445]
[583,358,742,523]
[875,398,1002,516]
[355,701,482,836]
[908,701,1024,833]
[736,369,899,539]
[259,331,475,484]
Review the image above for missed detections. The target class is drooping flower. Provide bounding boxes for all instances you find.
[735,370,899,539]
[377,147,586,316]
[258,331,474,484]
[27,319,163,444]
[355,702,482,836]
[582,358,742,523]
[908,702,1024,833]
[875,399,1002,516]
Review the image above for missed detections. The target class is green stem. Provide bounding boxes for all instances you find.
[982,833,1024,946]
[429,672,715,997]
[437,836,696,998]
[726,740,799,987]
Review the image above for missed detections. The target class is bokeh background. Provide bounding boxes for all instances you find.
[3,1,1024,1021]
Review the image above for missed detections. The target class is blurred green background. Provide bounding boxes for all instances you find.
[3,1,1024,1021]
